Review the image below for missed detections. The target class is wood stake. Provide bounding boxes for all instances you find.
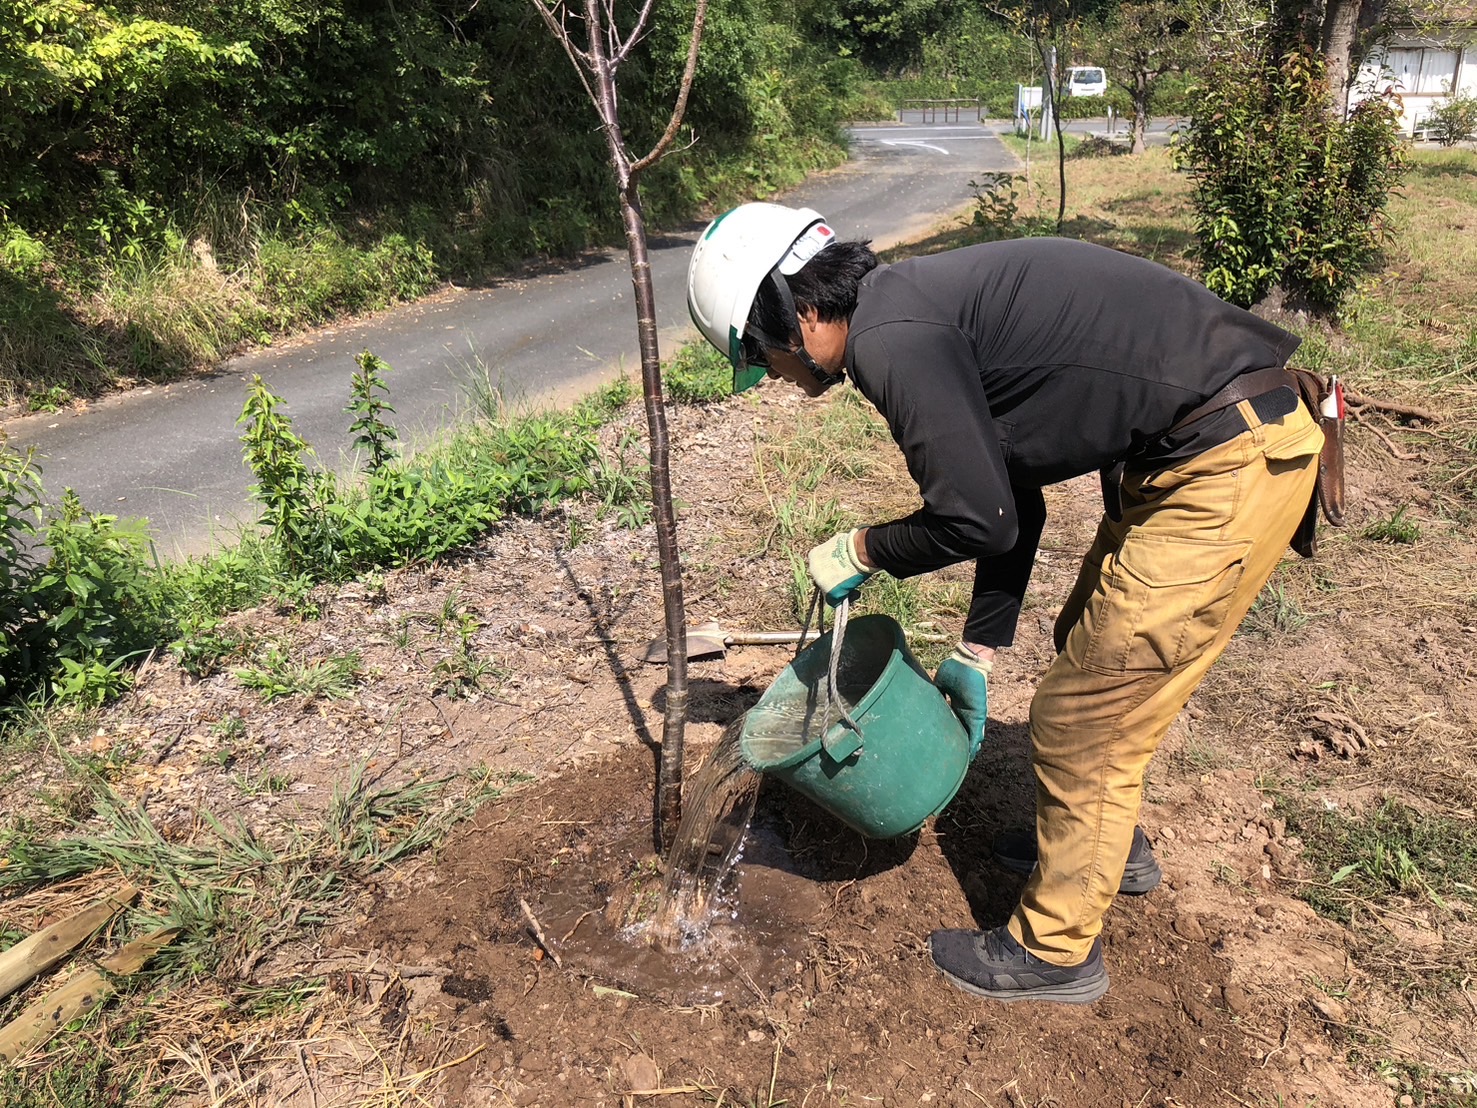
[0,926,177,1063]
[0,883,139,1001]
[518,898,562,967]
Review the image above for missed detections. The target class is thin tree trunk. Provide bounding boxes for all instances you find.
[531,0,707,853]
[582,0,689,853]
[1034,36,1067,230]
[619,182,689,851]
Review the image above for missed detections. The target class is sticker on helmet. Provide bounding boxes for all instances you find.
[777,223,835,275]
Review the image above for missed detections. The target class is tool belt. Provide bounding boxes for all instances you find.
[1099,366,1346,557]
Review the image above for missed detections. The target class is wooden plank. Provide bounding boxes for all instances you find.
[0,883,140,1001]
[0,926,177,1063]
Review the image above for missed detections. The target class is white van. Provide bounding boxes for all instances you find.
[1065,66,1108,97]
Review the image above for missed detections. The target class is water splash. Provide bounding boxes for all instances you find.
[649,719,761,949]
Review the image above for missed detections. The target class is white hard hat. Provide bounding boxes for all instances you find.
[687,203,835,392]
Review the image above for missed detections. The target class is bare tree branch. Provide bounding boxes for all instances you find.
[614,0,662,65]
[632,0,710,173]
[604,0,622,68]
[530,0,601,107]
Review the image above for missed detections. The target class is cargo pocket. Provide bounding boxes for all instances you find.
[1262,414,1322,469]
[1073,533,1253,675]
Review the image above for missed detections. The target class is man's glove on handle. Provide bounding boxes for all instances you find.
[935,645,991,759]
[807,529,875,606]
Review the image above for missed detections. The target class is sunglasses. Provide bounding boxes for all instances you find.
[741,333,773,370]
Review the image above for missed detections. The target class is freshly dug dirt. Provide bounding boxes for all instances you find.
[361,744,1276,1108]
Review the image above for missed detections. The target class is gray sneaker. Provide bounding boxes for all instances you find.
[992,824,1162,895]
[929,926,1109,1004]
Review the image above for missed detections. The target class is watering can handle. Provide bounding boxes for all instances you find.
[820,593,864,760]
[935,651,989,759]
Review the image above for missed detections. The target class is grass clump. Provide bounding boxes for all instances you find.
[0,1045,151,1108]
[1363,506,1422,545]
[0,761,514,1099]
[1242,580,1310,637]
[1284,797,1477,924]
[235,645,363,703]
[664,342,732,404]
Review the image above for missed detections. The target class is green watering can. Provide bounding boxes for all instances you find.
[739,610,977,840]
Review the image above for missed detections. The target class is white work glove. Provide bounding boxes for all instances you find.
[806,529,875,606]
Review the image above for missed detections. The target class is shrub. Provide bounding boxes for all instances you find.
[0,442,46,698]
[0,352,622,713]
[33,493,165,705]
[1180,47,1408,310]
[1426,86,1477,147]
[969,172,1023,239]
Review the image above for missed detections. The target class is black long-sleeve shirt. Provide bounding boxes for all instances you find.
[844,238,1300,647]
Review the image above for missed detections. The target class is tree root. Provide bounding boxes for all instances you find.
[1359,417,1425,461]
[1344,387,1440,425]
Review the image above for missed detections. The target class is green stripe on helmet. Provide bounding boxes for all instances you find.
[702,208,734,240]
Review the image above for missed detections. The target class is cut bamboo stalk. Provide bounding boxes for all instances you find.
[0,883,140,1001]
[0,925,177,1062]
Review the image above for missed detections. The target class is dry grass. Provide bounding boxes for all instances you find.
[88,248,264,384]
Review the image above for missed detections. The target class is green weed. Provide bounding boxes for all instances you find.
[170,620,252,678]
[592,426,653,529]
[233,769,294,797]
[427,601,503,698]
[664,342,731,404]
[211,714,246,742]
[25,385,72,412]
[238,375,327,570]
[348,350,399,473]
[235,645,363,702]
[1363,506,1421,545]
[0,1046,143,1107]
[432,648,502,699]
[579,374,639,419]
[769,491,851,549]
[1281,797,1477,928]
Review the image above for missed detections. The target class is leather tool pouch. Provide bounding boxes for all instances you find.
[1287,369,1347,558]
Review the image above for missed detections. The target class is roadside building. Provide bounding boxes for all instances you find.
[1354,6,1477,137]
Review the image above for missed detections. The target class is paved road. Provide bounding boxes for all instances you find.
[894,110,1182,145]
[6,122,1014,555]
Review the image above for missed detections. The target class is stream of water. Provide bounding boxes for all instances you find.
[648,718,761,949]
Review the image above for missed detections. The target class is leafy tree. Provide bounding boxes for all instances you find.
[805,0,957,72]
[0,1,252,228]
[1097,0,1194,153]
[1180,41,1407,310]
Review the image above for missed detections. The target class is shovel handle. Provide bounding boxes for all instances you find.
[725,630,822,645]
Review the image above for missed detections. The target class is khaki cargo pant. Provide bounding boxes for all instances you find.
[1009,398,1323,965]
